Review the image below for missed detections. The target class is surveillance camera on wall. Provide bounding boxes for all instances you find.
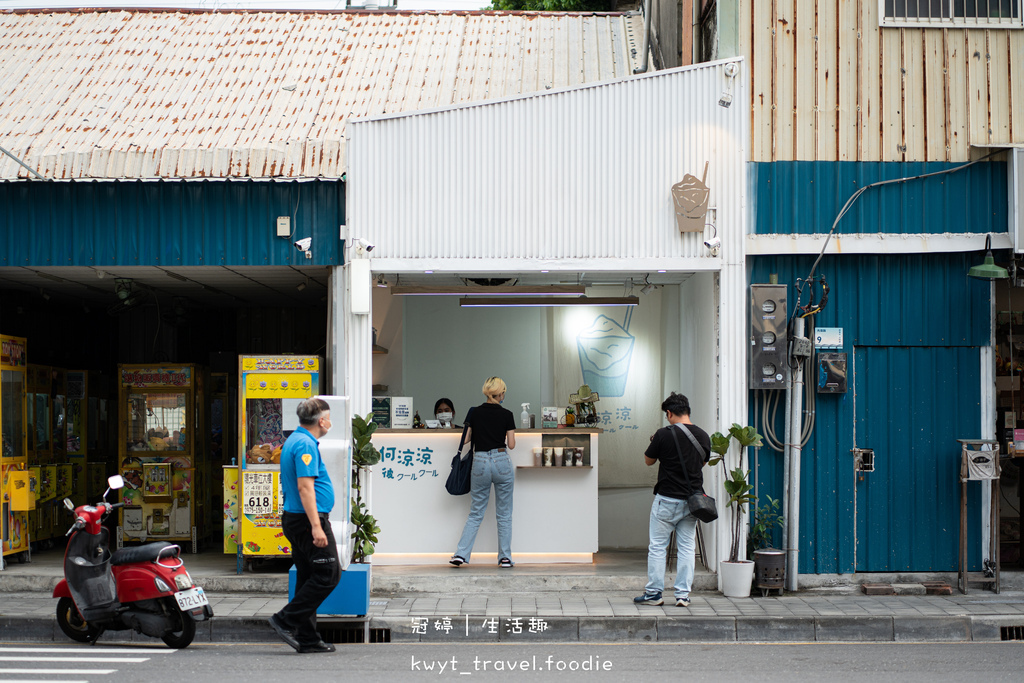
[294,237,313,259]
[352,237,375,256]
[704,236,721,257]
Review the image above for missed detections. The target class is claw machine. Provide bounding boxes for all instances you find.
[66,371,88,507]
[2,335,30,568]
[50,368,71,539]
[26,364,52,548]
[117,365,209,553]
[226,355,320,572]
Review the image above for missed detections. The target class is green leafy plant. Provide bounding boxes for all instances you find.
[350,413,381,563]
[708,423,764,563]
[747,495,784,557]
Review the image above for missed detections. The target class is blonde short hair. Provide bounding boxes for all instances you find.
[482,376,507,398]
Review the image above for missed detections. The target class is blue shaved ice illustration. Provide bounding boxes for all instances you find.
[576,314,635,398]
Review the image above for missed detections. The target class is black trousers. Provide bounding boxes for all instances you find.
[276,511,341,645]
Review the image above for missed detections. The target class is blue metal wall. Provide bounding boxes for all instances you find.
[749,252,991,574]
[1,179,345,267]
[753,160,1008,235]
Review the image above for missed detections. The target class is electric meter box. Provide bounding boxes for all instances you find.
[750,284,788,389]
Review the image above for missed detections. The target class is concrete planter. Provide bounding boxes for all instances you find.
[288,562,371,616]
[719,560,754,598]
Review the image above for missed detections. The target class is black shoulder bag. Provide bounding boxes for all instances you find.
[668,424,718,523]
[444,408,475,495]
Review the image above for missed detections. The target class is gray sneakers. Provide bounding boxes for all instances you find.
[633,592,663,606]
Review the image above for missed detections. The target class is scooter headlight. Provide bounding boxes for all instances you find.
[154,577,172,593]
[174,572,193,590]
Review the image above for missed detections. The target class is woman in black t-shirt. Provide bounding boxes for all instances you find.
[450,376,517,568]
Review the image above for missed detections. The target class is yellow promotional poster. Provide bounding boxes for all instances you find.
[223,466,239,554]
[7,468,32,511]
[241,357,319,373]
[243,373,314,399]
[239,469,288,556]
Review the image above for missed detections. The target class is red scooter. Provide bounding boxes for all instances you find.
[53,475,213,648]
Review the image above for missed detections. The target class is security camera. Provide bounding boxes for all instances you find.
[294,237,312,252]
[704,236,721,256]
[352,238,375,256]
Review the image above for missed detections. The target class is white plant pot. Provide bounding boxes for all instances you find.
[719,560,755,598]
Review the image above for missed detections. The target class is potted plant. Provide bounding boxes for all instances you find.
[709,423,762,597]
[350,412,381,563]
[748,495,786,597]
[320,412,380,616]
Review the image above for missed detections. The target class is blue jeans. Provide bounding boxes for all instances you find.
[454,448,514,562]
[645,494,698,598]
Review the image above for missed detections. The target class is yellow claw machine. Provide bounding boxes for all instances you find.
[117,365,209,553]
[2,335,31,568]
[226,355,320,573]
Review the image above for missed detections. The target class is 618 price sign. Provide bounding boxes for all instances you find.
[243,472,275,514]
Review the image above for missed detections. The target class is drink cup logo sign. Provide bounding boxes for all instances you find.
[671,161,710,233]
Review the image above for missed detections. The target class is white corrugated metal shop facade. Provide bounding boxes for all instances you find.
[344,60,749,576]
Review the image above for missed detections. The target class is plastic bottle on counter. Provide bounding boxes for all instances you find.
[521,403,531,429]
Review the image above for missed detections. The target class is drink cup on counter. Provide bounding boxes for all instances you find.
[554,447,564,466]
[533,447,543,467]
[573,448,584,466]
[543,447,553,466]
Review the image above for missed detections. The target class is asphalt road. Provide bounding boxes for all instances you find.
[2,643,1024,683]
[3,641,1024,682]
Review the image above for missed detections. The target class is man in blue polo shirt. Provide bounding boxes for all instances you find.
[268,397,339,654]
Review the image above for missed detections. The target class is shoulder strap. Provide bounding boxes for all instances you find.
[457,407,475,458]
[676,423,707,460]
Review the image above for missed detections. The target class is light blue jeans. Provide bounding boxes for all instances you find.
[645,494,698,598]
[454,448,514,562]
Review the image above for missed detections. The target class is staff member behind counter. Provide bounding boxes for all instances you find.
[434,398,459,429]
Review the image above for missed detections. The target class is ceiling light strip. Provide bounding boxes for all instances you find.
[392,285,586,296]
[459,297,639,308]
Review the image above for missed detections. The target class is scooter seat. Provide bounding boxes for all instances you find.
[111,542,179,566]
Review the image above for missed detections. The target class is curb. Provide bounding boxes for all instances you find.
[2,614,1021,644]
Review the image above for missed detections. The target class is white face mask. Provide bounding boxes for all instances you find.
[436,412,453,422]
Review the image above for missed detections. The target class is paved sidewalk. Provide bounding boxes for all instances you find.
[4,549,1024,643]
[4,589,1024,644]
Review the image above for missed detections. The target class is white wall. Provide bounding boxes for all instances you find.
[597,279,722,550]
[371,286,404,397]
[402,296,545,422]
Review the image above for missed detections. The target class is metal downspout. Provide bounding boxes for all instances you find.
[785,316,805,592]
[633,0,654,74]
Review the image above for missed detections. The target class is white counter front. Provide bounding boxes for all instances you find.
[370,429,599,564]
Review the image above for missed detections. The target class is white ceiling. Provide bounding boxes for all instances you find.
[0,265,331,310]
[0,266,691,312]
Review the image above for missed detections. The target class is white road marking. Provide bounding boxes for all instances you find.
[0,647,174,654]
[0,668,114,674]
[0,656,150,663]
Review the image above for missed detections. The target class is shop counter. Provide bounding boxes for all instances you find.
[370,428,600,564]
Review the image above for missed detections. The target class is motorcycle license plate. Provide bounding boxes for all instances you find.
[174,586,209,611]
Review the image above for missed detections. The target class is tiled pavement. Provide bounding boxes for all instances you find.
[3,549,1024,643]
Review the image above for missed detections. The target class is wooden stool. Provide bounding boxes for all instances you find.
[668,522,708,572]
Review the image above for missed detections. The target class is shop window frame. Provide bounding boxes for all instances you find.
[880,0,1023,27]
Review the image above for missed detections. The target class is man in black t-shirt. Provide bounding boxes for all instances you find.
[634,392,711,608]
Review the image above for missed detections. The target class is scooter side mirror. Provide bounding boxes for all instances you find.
[107,475,125,490]
[63,498,74,512]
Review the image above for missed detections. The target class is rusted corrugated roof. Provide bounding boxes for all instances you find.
[0,10,646,179]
